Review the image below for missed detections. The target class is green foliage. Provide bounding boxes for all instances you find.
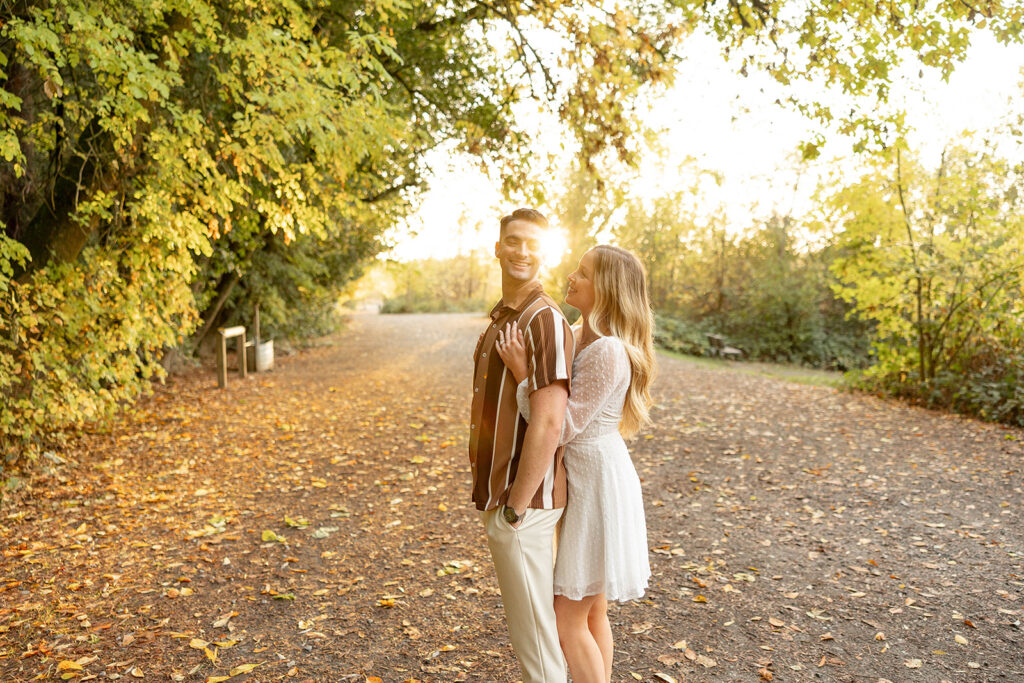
[826,142,1024,424]
[693,0,1023,152]
[611,174,873,370]
[652,314,712,357]
[378,254,500,314]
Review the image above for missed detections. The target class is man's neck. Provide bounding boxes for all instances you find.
[500,276,539,309]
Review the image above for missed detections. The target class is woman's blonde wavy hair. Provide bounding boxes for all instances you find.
[586,245,656,438]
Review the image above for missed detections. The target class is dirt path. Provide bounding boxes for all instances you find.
[2,313,1022,682]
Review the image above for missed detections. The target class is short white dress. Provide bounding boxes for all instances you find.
[518,335,651,602]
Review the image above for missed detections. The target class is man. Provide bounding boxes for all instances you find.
[469,208,575,683]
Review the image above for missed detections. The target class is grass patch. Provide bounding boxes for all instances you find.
[658,349,844,388]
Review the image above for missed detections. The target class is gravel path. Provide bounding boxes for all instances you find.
[1,312,1021,682]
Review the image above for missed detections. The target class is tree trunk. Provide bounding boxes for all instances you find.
[192,271,242,349]
[15,116,116,279]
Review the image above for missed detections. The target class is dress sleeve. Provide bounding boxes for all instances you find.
[516,337,629,445]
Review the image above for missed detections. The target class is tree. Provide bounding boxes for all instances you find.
[826,140,1024,421]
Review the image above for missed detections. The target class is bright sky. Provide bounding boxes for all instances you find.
[386,29,1024,264]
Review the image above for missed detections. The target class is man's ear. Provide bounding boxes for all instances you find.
[494,241,501,258]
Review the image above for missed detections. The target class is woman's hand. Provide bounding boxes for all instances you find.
[495,321,528,384]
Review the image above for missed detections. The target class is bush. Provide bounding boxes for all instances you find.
[653,315,712,356]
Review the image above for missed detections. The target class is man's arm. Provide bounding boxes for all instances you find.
[505,380,569,517]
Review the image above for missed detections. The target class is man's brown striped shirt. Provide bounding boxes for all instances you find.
[469,282,575,511]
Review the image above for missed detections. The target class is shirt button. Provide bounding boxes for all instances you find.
[482,352,486,357]
[474,387,479,392]
[471,424,475,429]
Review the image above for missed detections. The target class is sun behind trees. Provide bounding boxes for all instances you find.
[2,1,1022,469]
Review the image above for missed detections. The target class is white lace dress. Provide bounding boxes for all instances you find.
[518,335,651,602]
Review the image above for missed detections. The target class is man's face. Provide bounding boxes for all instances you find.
[495,219,543,283]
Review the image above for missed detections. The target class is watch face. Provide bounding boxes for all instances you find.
[503,506,517,524]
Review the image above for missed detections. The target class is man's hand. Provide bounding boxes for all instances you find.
[495,321,528,384]
[505,380,568,512]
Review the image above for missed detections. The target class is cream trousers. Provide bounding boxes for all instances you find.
[482,507,566,683]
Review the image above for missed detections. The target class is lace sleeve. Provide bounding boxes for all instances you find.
[516,337,629,444]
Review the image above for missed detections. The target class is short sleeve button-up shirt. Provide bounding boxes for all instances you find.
[469,282,575,511]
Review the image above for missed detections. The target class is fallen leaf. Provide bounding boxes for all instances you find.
[230,663,261,676]
[212,611,238,628]
[695,654,717,668]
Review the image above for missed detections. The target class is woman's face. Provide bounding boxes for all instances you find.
[565,250,597,315]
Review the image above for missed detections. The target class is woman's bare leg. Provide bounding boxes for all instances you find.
[554,594,605,683]
[586,595,613,681]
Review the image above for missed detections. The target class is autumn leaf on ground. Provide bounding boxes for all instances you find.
[261,530,286,543]
[229,662,262,676]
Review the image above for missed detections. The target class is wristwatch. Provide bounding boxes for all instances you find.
[502,504,523,526]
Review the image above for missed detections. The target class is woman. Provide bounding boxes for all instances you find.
[495,245,655,683]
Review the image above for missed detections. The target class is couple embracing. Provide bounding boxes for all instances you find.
[468,208,655,682]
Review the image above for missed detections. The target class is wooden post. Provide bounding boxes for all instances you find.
[254,304,261,350]
[217,332,228,388]
[217,325,247,388]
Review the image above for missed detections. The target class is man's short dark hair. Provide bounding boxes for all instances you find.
[500,208,549,236]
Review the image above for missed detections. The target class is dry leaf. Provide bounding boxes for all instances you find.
[696,654,717,668]
[230,663,260,676]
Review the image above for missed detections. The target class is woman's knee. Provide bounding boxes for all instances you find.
[555,597,587,630]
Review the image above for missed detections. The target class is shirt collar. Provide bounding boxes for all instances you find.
[490,281,544,319]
